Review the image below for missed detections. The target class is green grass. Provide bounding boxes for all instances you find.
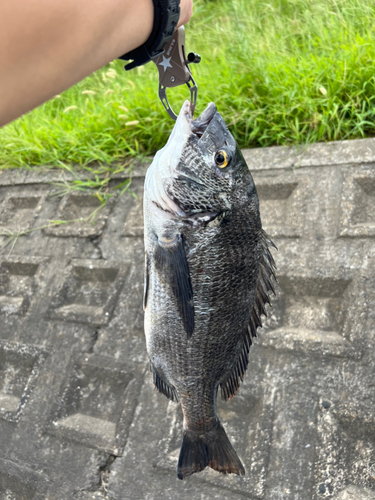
[2,0,375,168]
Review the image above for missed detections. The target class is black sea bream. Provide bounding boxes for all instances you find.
[143,101,276,480]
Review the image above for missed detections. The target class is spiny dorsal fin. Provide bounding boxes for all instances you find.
[220,230,277,400]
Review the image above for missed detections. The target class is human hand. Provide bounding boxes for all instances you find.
[177,0,193,28]
[0,0,193,127]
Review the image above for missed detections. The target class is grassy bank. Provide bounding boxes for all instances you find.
[1,0,375,168]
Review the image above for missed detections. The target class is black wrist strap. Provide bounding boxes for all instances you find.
[119,0,180,71]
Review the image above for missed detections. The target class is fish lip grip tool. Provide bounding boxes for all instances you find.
[153,26,200,121]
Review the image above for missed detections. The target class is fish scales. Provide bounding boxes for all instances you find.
[143,101,276,479]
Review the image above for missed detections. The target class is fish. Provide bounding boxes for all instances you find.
[143,100,276,480]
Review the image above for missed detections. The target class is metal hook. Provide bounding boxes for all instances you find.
[153,26,199,120]
[158,75,197,121]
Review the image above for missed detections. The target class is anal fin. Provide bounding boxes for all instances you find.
[151,364,179,402]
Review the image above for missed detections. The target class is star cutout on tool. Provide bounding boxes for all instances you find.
[159,55,173,72]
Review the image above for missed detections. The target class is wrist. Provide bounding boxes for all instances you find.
[119,0,180,70]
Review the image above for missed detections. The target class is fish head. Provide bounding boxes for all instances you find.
[145,101,258,220]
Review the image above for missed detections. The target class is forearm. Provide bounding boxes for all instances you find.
[0,0,190,127]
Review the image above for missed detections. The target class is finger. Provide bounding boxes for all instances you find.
[177,0,193,28]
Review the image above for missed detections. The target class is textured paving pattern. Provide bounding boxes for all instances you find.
[0,138,375,499]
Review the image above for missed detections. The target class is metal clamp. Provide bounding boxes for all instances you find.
[153,26,200,120]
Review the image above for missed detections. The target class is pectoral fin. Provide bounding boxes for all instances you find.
[143,252,149,311]
[154,234,194,337]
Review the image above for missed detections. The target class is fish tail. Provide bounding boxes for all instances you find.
[177,421,245,480]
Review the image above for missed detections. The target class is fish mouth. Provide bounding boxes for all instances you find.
[170,102,218,188]
[191,102,217,138]
[181,101,217,139]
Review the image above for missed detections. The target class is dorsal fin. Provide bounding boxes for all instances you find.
[220,230,277,400]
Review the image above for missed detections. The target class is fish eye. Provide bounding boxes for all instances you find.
[214,150,230,168]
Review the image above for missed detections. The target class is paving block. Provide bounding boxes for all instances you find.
[44,192,116,238]
[339,167,375,237]
[47,354,143,456]
[0,457,48,500]
[47,259,129,326]
[260,270,360,359]
[0,193,44,234]
[0,340,47,423]
[0,256,48,318]
[255,173,309,238]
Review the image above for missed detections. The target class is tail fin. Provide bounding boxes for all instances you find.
[177,421,245,480]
